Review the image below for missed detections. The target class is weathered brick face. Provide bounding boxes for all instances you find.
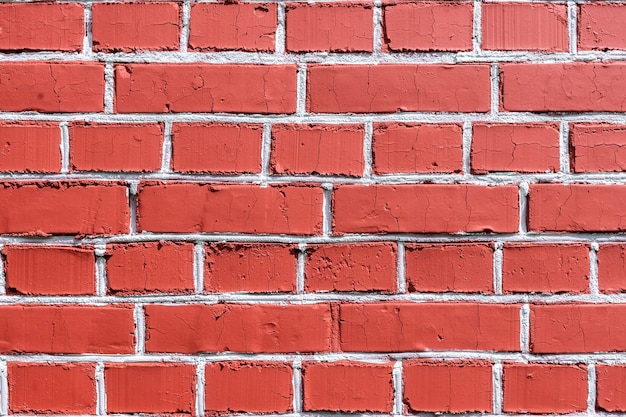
[0,1,625,415]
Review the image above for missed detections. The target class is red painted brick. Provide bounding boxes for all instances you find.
[305,243,396,293]
[597,365,626,412]
[372,123,463,174]
[302,361,393,412]
[528,184,626,232]
[189,3,276,52]
[403,360,492,413]
[205,362,293,414]
[205,243,297,293]
[115,64,297,114]
[502,244,590,294]
[482,3,568,51]
[0,62,104,113]
[105,364,195,414]
[69,122,163,172]
[0,122,61,173]
[0,182,129,236]
[531,304,626,353]
[405,244,493,293]
[307,64,491,113]
[3,245,95,296]
[471,123,560,173]
[0,3,83,52]
[106,242,195,295]
[501,63,626,112]
[0,305,134,354]
[333,184,519,234]
[503,363,587,414]
[138,183,323,235]
[339,303,520,352]
[270,124,364,176]
[286,3,373,52]
[579,3,626,51]
[92,2,180,52]
[597,244,626,293]
[171,123,263,174]
[382,2,473,52]
[570,124,626,172]
[9,363,96,415]
[145,304,332,353]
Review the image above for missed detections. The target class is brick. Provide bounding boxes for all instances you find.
[0,62,104,113]
[305,243,396,293]
[502,244,590,294]
[570,124,626,172]
[339,303,520,352]
[270,124,364,176]
[382,2,473,52]
[471,123,560,173]
[0,3,83,52]
[0,122,61,173]
[528,184,626,232]
[531,304,626,353]
[302,361,393,412]
[501,63,626,112]
[92,2,180,52]
[205,362,293,414]
[189,3,276,52]
[0,182,129,236]
[138,183,323,235]
[482,3,568,51]
[115,64,297,114]
[145,304,332,353]
[171,123,263,174]
[8,363,96,414]
[405,244,493,293]
[579,3,626,51]
[286,3,373,52]
[69,122,163,172]
[4,245,95,296]
[403,360,492,413]
[0,305,134,354]
[307,64,491,113]
[503,363,587,413]
[106,242,195,295]
[105,364,195,414]
[597,244,626,293]
[205,243,297,293]
[597,365,626,412]
[372,123,463,174]
[333,184,519,234]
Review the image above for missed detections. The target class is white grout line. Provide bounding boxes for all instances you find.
[95,243,107,297]
[292,358,303,413]
[194,242,205,295]
[0,360,6,416]
[518,182,529,234]
[60,122,70,173]
[322,183,333,237]
[0,245,5,297]
[134,304,145,355]
[95,362,106,416]
[180,0,191,53]
[161,121,173,173]
[493,242,503,295]
[392,360,403,415]
[276,2,286,54]
[462,121,472,176]
[520,302,530,354]
[472,0,482,53]
[297,243,306,294]
[568,1,578,55]
[590,242,599,295]
[128,180,139,235]
[296,63,307,115]
[492,361,503,414]
[396,242,406,294]
[560,121,571,173]
[363,121,373,179]
[261,123,273,183]
[196,360,205,417]
[373,0,383,53]
[104,62,114,114]
[490,63,500,114]
[587,362,596,414]
[83,3,93,56]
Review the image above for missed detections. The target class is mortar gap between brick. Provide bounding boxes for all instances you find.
[276,3,286,54]
[518,182,529,234]
[396,242,406,294]
[292,357,303,413]
[104,62,115,114]
[134,304,146,355]
[95,362,106,416]
[568,1,578,54]
[587,362,596,414]
[180,0,191,53]
[590,242,599,295]
[60,122,70,174]
[322,183,333,237]
[373,0,383,53]
[128,181,139,235]
[392,359,403,414]
[83,3,93,56]
[196,361,206,417]
[363,121,373,178]
[297,243,306,294]
[492,361,503,414]
[520,303,530,354]
[194,242,205,295]
[472,0,482,53]
[296,63,307,115]
[493,242,503,295]
[95,243,107,297]
[161,121,173,173]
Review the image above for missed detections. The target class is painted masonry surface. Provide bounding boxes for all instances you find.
[0,1,626,416]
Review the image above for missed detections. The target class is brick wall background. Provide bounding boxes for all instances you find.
[1,0,626,415]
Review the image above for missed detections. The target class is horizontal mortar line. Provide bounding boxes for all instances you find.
[6,232,626,245]
[3,50,626,64]
[2,293,626,304]
[6,111,626,124]
[5,172,626,185]
[4,352,626,364]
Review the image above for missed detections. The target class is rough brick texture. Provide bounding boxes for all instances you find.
[2,1,626,415]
